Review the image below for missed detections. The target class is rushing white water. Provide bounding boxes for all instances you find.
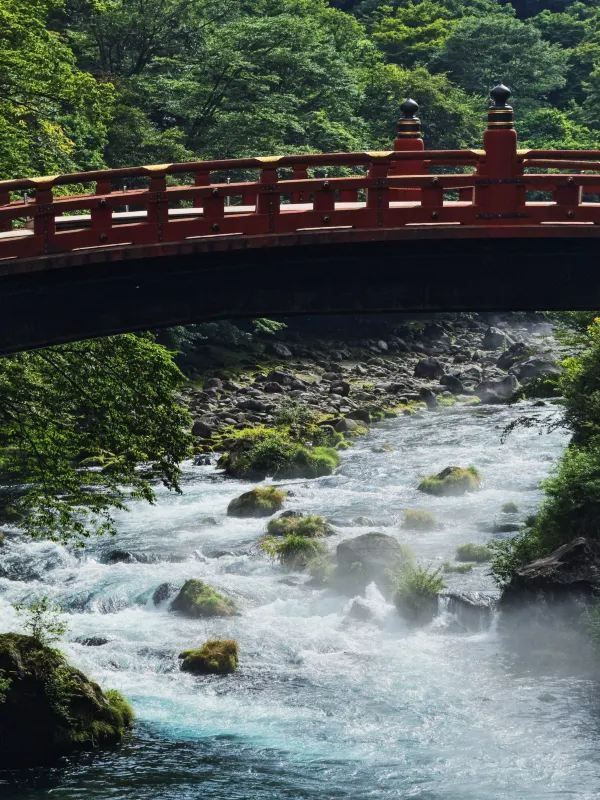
[3,400,600,800]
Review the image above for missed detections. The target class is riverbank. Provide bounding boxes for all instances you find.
[181,314,562,457]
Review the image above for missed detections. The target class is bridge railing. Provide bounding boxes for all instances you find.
[0,85,598,262]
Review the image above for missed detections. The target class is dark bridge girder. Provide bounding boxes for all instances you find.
[0,227,599,354]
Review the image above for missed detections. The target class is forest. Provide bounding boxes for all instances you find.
[1,0,599,182]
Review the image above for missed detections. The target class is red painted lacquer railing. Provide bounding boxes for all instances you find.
[0,87,599,263]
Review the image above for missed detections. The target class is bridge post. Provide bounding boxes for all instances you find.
[0,189,10,233]
[476,85,525,222]
[390,98,424,201]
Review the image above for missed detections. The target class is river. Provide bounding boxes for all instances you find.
[3,399,600,800]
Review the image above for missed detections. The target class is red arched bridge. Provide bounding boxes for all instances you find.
[0,86,599,353]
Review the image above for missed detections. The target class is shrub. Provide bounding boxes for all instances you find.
[261,534,327,570]
[171,580,237,618]
[488,533,544,587]
[393,565,445,625]
[455,543,492,563]
[179,639,239,675]
[13,597,68,646]
[418,466,481,496]
[267,514,332,538]
[401,509,441,532]
[442,561,474,574]
[227,487,286,518]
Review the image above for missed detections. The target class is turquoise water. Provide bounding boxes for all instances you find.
[3,401,599,800]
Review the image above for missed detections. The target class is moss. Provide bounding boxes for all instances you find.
[418,465,481,496]
[455,543,492,563]
[179,639,239,675]
[171,579,237,618]
[401,509,441,532]
[218,428,339,480]
[261,534,327,570]
[227,486,286,518]
[267,514,332,537]
[437,395,457,407]
[0,633,134,767]
[393,566,445,625]
[502,502,519,514]
[442,561,474,574]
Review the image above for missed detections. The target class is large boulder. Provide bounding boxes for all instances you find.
[500,537,600,609]
[513,358,561,381]
[482,326,512,350]
[335,532,409,595]
[475,374,519,404]
[170,579,237,618]
[496,341,529,370]
[227,487,287,518]
[440,374,464,394]
[0,633,133,767]
[414,358,445,380]
[179,639,239,675]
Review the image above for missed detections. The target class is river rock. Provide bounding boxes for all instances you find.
[264,382,285,393]
[414,358,445,380]
[482,327,512,350]
[475,374,519,404]
[497,341,529,370]
[335,532,407,595]
[153,582,177,605]
[443,591,495,631]
[179,639,239,675]
[513,357,560,381]
[0,633,133,767]
[271,342,292,358]
[171,579,237,618]
[500,537,600,609]
[440,374,464,394]
[227,487,287,517]
[192,416,217,437]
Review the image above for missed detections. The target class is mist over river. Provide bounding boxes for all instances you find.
[3,399,600,800]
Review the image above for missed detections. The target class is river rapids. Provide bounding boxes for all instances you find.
[3,399,600,799]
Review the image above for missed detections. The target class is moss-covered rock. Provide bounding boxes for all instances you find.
[227,486,286,518]
[418,466,481,496]
[267,513,333,537]
[401,509,441,532]
[179,639,239,675]
[218,428,339,480]
[455,543,492,563]
[171,579,237,618]
[0,633,133,767]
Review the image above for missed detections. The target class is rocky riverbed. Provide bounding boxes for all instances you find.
[185,314,562,451]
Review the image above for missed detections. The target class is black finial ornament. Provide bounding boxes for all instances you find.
[400,98,419,119]
[490,84,512,109]
[487,84,514,130]
[397,97,422,139]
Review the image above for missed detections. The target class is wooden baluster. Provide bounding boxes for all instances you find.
[366,160,390,226]
[421,178,444,220]
[0,190,10,233]
[33,184,56,254]
[146,173,168,242]
[291,165,308,204]
[91,178,113,246]
[555,178,581,220]
[203,186,225,233]
[194,170,210,210]
[313,179,335,226]
[256,167,280,217]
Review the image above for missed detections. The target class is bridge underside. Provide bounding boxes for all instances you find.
[0,228,598,354]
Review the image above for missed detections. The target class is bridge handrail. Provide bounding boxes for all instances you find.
[0,150,483,194]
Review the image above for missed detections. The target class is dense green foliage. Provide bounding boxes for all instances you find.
[0,335,191,544]
[1,0,599,182]
[491,319,600,585]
